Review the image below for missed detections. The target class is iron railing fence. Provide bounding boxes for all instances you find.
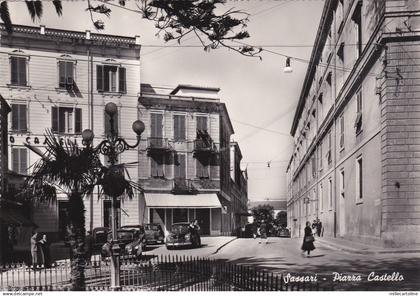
[0,255,334,291]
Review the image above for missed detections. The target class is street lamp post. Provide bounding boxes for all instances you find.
[82,102,145,290]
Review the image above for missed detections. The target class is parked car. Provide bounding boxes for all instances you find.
[165,222,201,249]
[101,229,146,259]
[144,223,165,245]
[239,223,258,238]
[120,225,146,237]
[92,227,110,251]
[277,227,291,238]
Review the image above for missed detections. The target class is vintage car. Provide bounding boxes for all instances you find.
[277,227,291,238]
[92,227,110,251]
[144,223,165,245]
[165,222,201,249]
[101,228,146,259]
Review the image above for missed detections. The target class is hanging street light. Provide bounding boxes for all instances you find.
[284,57,293,73]
[82,102,145,290]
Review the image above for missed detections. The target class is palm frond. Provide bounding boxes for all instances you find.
[52,0,62,16]
[0,1,12,34]
[25,0,43,22]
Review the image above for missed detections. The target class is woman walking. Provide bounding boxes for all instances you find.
[301,221,315,257]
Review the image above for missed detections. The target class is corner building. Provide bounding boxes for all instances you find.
[286,0,420,247]
[139,84,248,236]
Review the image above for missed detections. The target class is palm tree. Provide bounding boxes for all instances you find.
[25,130,140,290]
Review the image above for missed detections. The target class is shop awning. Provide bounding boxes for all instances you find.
[0,208,37,227]
[145,193,222,209]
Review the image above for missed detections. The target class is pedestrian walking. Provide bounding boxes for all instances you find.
[85,231,94,265]
[258,220,268,244]
[301,221,315,257]
[316,219,323,237]
[40,234,51,268]
[193,219,201,246]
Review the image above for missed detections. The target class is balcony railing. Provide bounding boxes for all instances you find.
[171,178,197,195]
[147,137,171,153]
[193,139,218,155]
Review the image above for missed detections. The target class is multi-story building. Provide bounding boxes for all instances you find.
[139,84,248,235]
[286,0,420,247]
[0,24,141,241]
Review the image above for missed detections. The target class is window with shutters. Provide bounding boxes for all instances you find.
[96,65,126,93]
[355,90,363,134]
[11,148,27,175]
[340,115,345,149]
[328,178,333,210]
[11,104,27,132]
[196,156,210,179]
[340,169,345,198]
[10,56,27,86]
[104,108,119,136]
[327,131,332,164]
[356,156,363,202]
[150,113,164,148]
[58,61,75,89]
[174,153,186,179]
[51,107,82,134]
[173,114,186,141]
[196,116,208,133]
[352,1,363,60]
[151,154,165,178]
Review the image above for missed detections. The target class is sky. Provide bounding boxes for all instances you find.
[8,0,324,202]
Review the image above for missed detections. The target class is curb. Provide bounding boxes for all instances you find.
[317,239,420,255]
[212,237,237,255]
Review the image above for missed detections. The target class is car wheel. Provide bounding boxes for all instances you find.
[166,245,172,250]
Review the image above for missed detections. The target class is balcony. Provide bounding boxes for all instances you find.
[193,139,218,156]
[171,178,197,195]
[146,137,172,154]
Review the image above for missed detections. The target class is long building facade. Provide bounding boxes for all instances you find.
[286,0,420,247]
[0,24,247,242]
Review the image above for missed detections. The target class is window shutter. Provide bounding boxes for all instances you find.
[59,61,66,87]
[96,65,104,91]
[11,57,18,85]
[173,115,179,141]
[18,57,27,86]
[151,156,158,177]
[196,158,203,178]
[19,105,27,131]
[157,155,164,177]
[51,107,58,132]
[12,149,19,173]
[58,108,65,133]
[119,67,126,93]
[197,116,207,132]
[210,154,219,178]
[66,62,73,79]
[19,148,27,175]
[175,154,186,179]
[75,108,82,133]
[180,116,185,140]
[105,111,111,136]
[11,104,19,130]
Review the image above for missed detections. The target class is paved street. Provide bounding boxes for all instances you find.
[209,237,420,291]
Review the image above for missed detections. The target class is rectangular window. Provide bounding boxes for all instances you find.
[51,107,82,134]
[319,184,324,211]
[326,132,332,164]
[58,61,74,88]
[340,115,345,149]
[340,169,345,198]
[356,156,363,201]
[173,115,186,141]
[96,65,126,93]
[151,154,165,178]
[174,154,186,179]
[11,147,27,175]
[352,1,363,60]
[11,104,27,132]
[104,109,119,136]
[355,90,363,133]
[328,178,333,209]
[196,156,210,179]
[319,143,323,171]
[196,116,208,132]
[10,56,27,86]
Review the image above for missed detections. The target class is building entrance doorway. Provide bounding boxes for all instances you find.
[196,209,210,235]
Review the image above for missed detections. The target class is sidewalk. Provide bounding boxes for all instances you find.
[316,236,420,254]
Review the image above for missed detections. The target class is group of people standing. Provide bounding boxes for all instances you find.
[30,231,51,268]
